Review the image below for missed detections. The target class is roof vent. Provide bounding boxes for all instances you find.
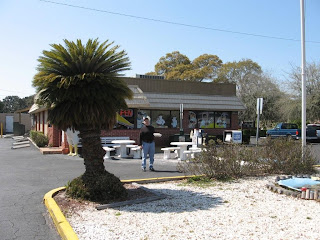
[135,74,164,80]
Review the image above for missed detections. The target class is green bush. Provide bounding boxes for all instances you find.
[178,138,316,180]
[30,130,49,147]
[66,172,128,202]
[259,138,316,175]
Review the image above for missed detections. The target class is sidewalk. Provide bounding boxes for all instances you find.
[86,152,185,180]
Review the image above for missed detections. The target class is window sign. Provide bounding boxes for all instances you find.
[188,111,197,128]
[170,111,180,128]
[215,112,231,128]
[119,109,133,117]
[198,111,215,128]
[151,110,171,128]
[188,111,231,129]
[115,109,134,129]
[137,110,151,129]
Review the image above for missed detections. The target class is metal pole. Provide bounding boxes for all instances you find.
[256,103,260,146]
[300,0,307,157]
[180,103,184,135]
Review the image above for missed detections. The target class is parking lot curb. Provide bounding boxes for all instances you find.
[44,175,196,240]
[43,187,79,240]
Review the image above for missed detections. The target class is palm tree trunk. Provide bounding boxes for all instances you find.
[78,127,106,177]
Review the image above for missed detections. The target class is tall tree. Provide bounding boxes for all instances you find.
[154,51,191,76]
[288,62,320,122]
[238,74,283,126]
[0,100,4,113]
[1,95,34,112]
[2,96,22,112]
[147,51,222,82]
[216,59,284,125]
[33,39,133,201]
[181,54,222,81]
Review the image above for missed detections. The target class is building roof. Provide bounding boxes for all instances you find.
[28,104,46,114]
[125,85,150,108]
[28,78,245,113]
[139,92,245,111]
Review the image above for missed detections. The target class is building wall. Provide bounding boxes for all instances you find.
[0,113,32,134]
[101,110,240,147]
[122,77,236,96]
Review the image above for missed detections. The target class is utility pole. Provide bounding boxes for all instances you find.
[300,0,307,157]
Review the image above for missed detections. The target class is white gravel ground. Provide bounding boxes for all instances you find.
[68,176,320,240]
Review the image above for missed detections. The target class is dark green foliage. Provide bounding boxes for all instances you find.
[1,95,34,113]
[66,172,127,202]
[178,138,316,180]
[30,130,49,147]
[32,39,133,131]
[32,38,133,201]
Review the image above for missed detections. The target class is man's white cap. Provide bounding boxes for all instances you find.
[143,116,151,122]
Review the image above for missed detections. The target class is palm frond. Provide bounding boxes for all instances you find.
[33,38,132,130]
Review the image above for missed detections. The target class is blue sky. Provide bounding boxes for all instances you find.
[0,0,319,100]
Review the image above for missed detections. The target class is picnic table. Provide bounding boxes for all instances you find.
[111,140,135,158]
[170,142,193,161]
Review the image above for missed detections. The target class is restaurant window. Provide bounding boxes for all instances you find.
[197,111,215,129]
[215,112,231,128]
[137,110,180,129]
[188,111,197,128]
[137,109,151,129]
[151,110,171,128]
[188,111,231,129]
[170,111,180,129]
[114,109,135,129]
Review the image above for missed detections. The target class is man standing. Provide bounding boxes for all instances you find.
[139,116,155,172]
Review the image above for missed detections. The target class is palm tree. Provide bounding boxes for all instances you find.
[33,39,133,201]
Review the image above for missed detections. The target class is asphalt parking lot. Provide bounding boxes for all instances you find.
[1,137,319,240]
[0,137,185,240]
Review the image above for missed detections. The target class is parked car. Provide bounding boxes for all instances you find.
[296,124,320,142]
[266,123,300,139]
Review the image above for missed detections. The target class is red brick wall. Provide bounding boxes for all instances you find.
[47,126,62,147]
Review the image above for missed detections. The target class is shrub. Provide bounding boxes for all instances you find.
[178,141,264,180]
[259,137,316,175]
[66,172,128,202]
[30,130,49,147]
[178,138,316,180]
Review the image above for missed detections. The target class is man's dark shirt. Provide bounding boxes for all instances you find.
[139,125,155,145]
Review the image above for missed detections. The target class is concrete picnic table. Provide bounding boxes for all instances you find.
[170,142,193,161]
[111,140,135,158]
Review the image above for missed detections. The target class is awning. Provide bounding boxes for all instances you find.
[126,85,150,108]
[116,113,134,128]
[138,93,246,111]
[28,103,46,114]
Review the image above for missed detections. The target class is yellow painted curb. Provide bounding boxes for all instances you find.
[43,187,79,240]
[44,175,198,240]
[121,175,202,183]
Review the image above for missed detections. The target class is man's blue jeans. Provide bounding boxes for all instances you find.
[141,141,155,169]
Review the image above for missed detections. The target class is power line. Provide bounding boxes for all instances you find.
[0,89,34,95]
[40,0,320,44]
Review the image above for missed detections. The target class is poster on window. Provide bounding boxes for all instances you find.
[170,111,179,128]
[198,112,215,128]
[115,109,134,129]
[188,111,197,128]
[137,110,151,129]
[215,112,231,128]
[151,110,171,128]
